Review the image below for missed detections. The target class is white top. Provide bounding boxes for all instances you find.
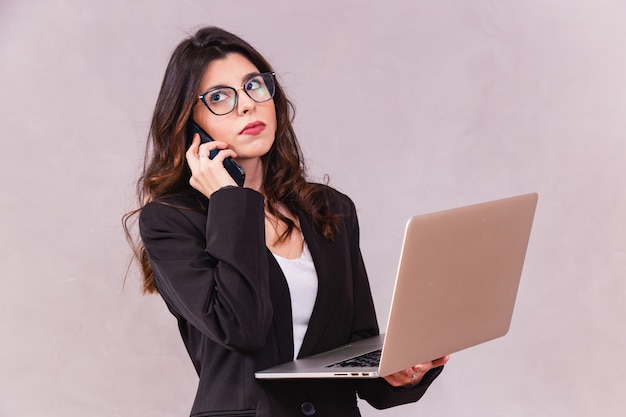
[272,242,318,359]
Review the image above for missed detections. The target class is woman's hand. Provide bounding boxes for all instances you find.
[383,355,450,387]
[185,133,239,197]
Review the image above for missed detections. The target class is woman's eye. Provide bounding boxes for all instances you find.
[209,89,230,103]
[244,78,263,91]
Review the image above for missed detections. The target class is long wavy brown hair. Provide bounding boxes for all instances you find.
[123,26,339,294]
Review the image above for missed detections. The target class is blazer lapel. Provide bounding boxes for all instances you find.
[297,214,348,358]
[267,252,295,361]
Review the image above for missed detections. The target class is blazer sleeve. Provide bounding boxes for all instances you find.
[341,196,445,408]
[138,187,273,353]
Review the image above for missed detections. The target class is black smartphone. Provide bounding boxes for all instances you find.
[185,120,246,187]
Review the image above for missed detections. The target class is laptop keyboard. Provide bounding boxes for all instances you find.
[326,349,382,368]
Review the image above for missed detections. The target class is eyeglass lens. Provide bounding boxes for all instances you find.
[202,73,275,115]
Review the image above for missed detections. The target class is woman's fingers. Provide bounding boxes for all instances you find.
[383,355,451,387]
[413,355,450,373]
[185,133,201,165]
[197,146,237,162]
[186,138,239,196]
[383,368,422,387]
[432,355,451,367]
[186,134,236,162]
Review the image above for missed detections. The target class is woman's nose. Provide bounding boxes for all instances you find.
[236,89,256,115]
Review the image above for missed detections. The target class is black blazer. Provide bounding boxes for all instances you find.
[139,186,443,417]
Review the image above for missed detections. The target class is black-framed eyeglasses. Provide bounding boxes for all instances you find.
[198,72,276,116]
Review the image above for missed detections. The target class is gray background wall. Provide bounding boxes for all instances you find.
[1,0,625,416]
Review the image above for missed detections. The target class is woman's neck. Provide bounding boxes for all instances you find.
[236,157,264,192]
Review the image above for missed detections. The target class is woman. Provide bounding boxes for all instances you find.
[125,26,448,417]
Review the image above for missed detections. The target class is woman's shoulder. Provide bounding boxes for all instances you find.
[146,192,205,210]
[139,191,207,225]
[308,182,356,214]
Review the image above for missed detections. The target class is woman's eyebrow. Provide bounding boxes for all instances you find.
[240,71,261,82]
[204,72,262,91]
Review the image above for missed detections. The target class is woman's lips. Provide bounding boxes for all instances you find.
[240,121,266,135]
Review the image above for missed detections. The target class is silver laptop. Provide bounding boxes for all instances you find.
[255,193,538,379]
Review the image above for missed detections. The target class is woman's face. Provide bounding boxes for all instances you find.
[192,53,277,162]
